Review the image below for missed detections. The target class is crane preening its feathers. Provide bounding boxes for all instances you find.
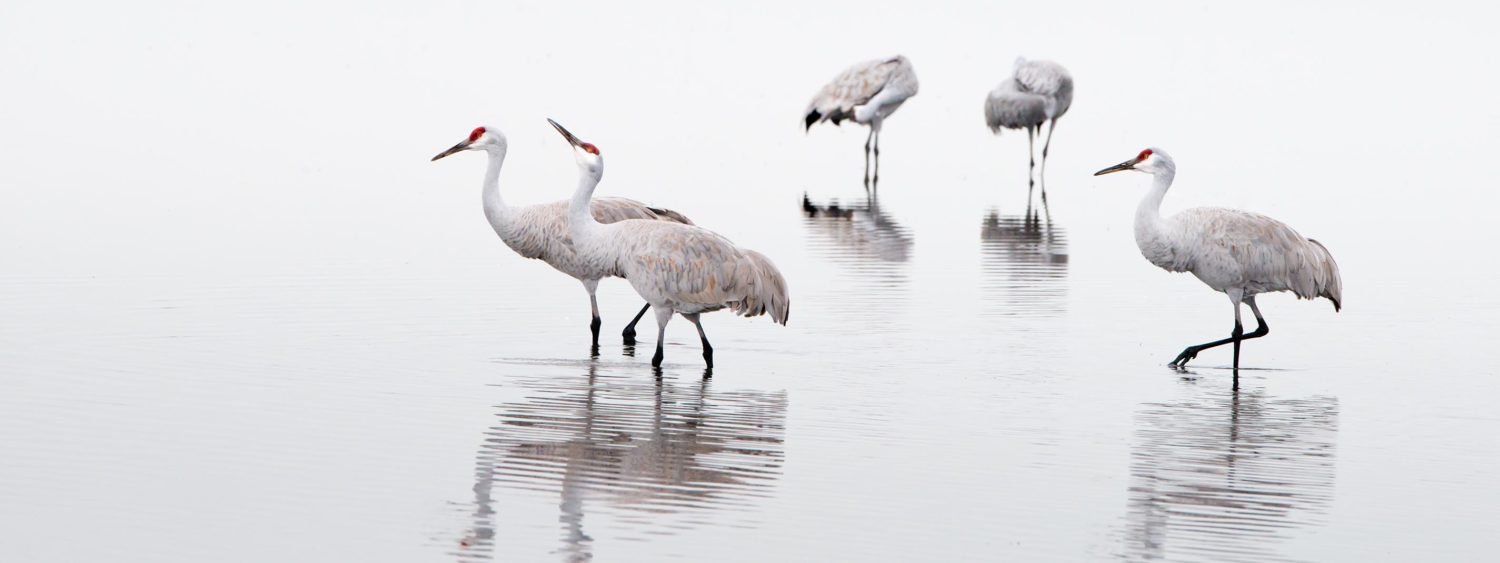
[431,125,694,348]
[804,55,919,191]
[549,119,790,370]
[986,57,1074,205]
[1095,147,1342,376]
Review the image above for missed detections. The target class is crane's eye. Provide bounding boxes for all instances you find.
[1137,148,1153,161]
[468,127,486,142]
[581,143,600,156]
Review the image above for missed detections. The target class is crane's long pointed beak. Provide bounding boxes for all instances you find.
[431,141,471,162]
[548,118,584,148]
[1094,159,1136,176]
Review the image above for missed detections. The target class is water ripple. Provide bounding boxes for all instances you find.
[449,363,788,561]
[1119,385,1339,562]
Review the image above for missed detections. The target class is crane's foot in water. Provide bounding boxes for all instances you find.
[621,329,637,346]
[1169,347,1200,369]
[651,345,665,368]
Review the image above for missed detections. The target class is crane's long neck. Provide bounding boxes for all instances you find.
[481,147,511,230]
[568,166,604,242]
[1134,166,1177,257]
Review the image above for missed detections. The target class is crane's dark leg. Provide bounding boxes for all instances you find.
[1039,118,1057,206]
[1027,126,1037,204]
[684,313,713,369]
[584,280,602,351]
[870,121,882,193]
[621,302,651,345]
[1170,293,1270,369]
[862,127,874,191]
[650,305,673,368]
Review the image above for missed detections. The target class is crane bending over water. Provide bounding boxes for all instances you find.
[804,55,919,191]
[1094,148,1342,373]
[985,58,1073,203]
[549,119,789,369]
[432,126,694,348]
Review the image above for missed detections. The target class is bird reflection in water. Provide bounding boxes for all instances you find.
[1122,385,1338,562]
[451,362,788,561]
[801,193,913,335]
[979,208,1068,319]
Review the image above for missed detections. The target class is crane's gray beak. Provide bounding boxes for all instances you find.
[548,118,584,148]
[431,141,471,162]
[1093,159,1136,176]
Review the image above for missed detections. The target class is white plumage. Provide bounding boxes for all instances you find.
[550,119,790,369]
[1095,147,1342,373]
[985,58,1074,202]
[431,125,694,347]
[804,55,919,190]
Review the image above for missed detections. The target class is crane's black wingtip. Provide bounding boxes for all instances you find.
[804,111,819,131]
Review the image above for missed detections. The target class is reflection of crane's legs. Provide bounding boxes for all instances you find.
[684,313,713,369]
[650,305,673,367]
[1040,118,1056,206]
[584,279,601,349]
[1170,293,1270,369]
[621,303,651,345]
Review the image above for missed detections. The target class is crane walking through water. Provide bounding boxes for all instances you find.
[1094,148,1342,374]
[431,126,694,348]
[549,119,789,369]
[985,58,1073,205]
[804,55,919,191]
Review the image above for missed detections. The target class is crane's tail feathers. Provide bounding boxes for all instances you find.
[731,250,790,325]
[804,110,820,131]
[645,206,694,226]
[1308,239,1343,312]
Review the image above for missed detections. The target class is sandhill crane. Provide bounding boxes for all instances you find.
[548,119,790,369]
[431,125,694,348]
[985,58,1073,204]
[1094,148,1342,374]
[804,55,919,191]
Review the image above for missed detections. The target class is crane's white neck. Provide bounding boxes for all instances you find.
[1136,165,1176,223]
[1133,164,1177,261]
[568,165,604,241]
[481,146,511,228]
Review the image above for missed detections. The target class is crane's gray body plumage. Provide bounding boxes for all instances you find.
[985,58,1073,132]
[804,55,919,128]
[495,197,693,281]
[578,220,790,324]
[1142,207,1343,311]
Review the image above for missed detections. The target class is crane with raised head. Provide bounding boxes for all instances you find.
[1094,147,1342,373]
[431,125,694,348]
[549,119,789,369]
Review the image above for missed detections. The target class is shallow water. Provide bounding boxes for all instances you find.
[4,2,1499,562]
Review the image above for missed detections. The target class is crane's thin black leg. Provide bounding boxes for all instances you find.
[650,306,672,368]
[1170,296,1269,368]
[586,289,602,351]
[1027,126,1037,203]
[684,313,713,369]
[863,128,874,191]
[871,124,882,192]
[621,302,650,345]
[1040,118,1057,202]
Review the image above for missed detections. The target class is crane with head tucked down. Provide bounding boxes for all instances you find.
[985,57,1073,203]
[804,55,919,190]
[431,126,694,348]
[1094,148,1342,374]
[548,119,789,369]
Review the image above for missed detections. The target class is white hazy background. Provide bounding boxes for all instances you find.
[4,1,1500,562]
[3,1,1495,278]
